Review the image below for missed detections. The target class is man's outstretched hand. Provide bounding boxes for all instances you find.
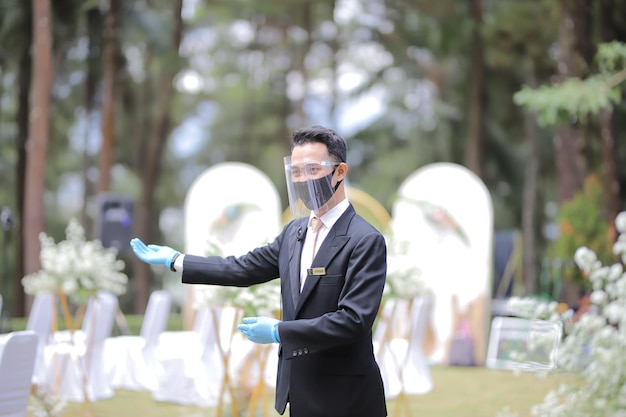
[130,238,180,268]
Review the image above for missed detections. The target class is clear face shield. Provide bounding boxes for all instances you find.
[284,156,342,218]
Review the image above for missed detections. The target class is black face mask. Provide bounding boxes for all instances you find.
[293,170,342,211]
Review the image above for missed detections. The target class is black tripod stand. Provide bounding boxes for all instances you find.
[0,207,14,333]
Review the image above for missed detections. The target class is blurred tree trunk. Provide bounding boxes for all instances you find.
[555,0,592,307]
[135,0,184,313]
[554,0,589,203]
[327,0,339,129]
[82,7,105,235]
[598,0,620,229]
[464,0,486,177]
[23,0,52,292]
[521,62,539,296]
[15,4,33,317]
[292,2,313,126]
[599,109,619,227]
[97,0,121,194]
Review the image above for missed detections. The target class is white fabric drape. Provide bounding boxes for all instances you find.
[42,291,118,402]
[374,296,434,398]
[104,290,172,391]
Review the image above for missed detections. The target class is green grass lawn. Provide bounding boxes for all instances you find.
[50,366,577,417]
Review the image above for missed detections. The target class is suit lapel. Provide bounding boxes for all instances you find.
[289,218,308,309]
[296,206,355,313]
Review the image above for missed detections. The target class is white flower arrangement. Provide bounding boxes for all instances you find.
[503,210,626,417]
[195,282,281,318]
[21,218,128,301]
[384,236,432,300]
[506,297,571,323]
[28,387,66,417]
[193,236,281,317]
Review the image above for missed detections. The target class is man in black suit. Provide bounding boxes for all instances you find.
[131,125,388,417]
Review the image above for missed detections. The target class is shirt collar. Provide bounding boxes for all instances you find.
[309,198,349,230]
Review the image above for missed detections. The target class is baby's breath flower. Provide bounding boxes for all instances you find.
[574,246,600,274]
[384,236,431,300]
[499,210,626,417]
[590,290,608,306]
[193,239,281,316]
[615,211,626,234]
[21,218,128,299]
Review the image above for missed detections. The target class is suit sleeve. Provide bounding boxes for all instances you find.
[181,232,283,287]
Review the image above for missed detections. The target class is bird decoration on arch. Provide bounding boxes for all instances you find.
[396,196,470,246]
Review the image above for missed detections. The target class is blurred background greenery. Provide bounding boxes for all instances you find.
[0,0,625,321]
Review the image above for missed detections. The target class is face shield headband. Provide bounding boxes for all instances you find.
[284,157,343,217]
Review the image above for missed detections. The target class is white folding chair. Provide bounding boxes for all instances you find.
[104,290,172,391]
[43,291,118,402]
[0,330,38,417]
[376,296,434,400]
[373,297,397,352]
[151,305,234,408]
[26,292,55,386]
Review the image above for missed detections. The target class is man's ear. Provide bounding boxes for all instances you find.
[336,162,348,179]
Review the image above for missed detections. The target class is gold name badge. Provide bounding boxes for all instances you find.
[307,267,326,276]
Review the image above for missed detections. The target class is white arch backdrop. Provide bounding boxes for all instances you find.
[179,161,493,366]
[182,162,282,328]
[389,162,494,365]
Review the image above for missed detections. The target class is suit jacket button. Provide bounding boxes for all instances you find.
[298,349,303,356]
[303,348,309,354]
[292,351,297,357]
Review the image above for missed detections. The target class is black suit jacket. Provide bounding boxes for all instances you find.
[182,204,387,417]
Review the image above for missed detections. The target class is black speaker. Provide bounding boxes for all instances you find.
[96,194,133,252]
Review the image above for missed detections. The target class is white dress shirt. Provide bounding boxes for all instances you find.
[299,198,349,291]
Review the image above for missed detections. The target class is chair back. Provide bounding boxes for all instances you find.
[26,292,55,385]
[408,296,433,355]
[0,331,38,417]
[140,290,171,349]
[26,292,54,340]
[82,295,98,334]
[373,298,396,346]
[83,292,118,373]
[194,306,232,355]
[193,306,214,344]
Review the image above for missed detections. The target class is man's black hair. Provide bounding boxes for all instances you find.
[291,125,347,163]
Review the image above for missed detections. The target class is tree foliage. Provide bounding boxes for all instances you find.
[514,41,626,126]
[1,0,626,314]
[547,175,615,289]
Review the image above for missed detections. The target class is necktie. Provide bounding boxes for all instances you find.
[300,217,324,292]
[310,217,323,259]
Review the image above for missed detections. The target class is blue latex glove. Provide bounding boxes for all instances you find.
[238,317,281,344]
[130,238,180,269]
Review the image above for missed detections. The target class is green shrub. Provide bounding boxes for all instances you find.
[546,174,615,289]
